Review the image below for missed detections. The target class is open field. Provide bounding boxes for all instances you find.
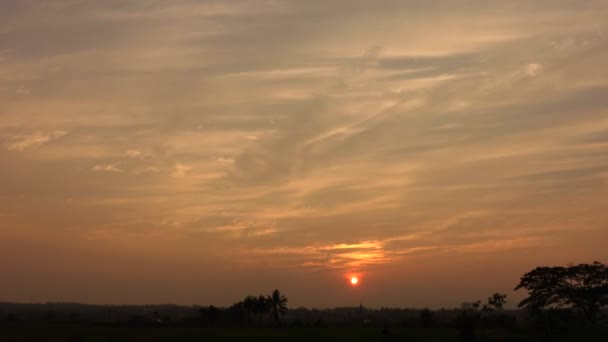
[1,322,607,342]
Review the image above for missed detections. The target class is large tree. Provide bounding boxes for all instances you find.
[515,261,608,324]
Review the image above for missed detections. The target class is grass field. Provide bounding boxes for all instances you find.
[1,322,607,342]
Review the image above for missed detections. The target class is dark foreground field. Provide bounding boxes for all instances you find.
[1,322,607,342]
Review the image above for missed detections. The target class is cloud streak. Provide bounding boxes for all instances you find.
[4,131,67,151]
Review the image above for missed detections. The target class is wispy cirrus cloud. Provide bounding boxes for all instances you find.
[91,164,122,172]
[4,130,67,151]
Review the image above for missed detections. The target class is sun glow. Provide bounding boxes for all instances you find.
[350,276,359,285]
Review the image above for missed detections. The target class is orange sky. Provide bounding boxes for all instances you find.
[1,0,607,309]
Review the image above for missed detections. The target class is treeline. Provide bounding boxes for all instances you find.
[0,290,289,328]
[198,289,288,326]
[1,261,606,338]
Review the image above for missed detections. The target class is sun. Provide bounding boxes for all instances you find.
[350,276,359,285]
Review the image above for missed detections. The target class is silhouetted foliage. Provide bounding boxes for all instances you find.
[2,282,606,340]
[224,301,247,326]
[242,295,257,324]
[232,290,287,326]
[515,261,608,324]
[482,293,507,312]
[199,305,220,326]
[254,295,270,323]
[209,305,220,325]
[267,289,288,324]
[460,301,481,311]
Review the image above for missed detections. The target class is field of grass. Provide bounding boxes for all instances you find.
[1,323,447,342]
[1,321,607,341]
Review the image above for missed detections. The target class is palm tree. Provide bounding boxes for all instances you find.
[268,289,288,324]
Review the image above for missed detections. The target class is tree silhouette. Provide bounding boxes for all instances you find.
[482,293,507,312]
[198,305,220,326]
[515,261,608,324]
[267,289,288,324]
[254,295,270,324]
[242,295,257,325]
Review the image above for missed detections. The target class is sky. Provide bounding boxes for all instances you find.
[1,0,607,309]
